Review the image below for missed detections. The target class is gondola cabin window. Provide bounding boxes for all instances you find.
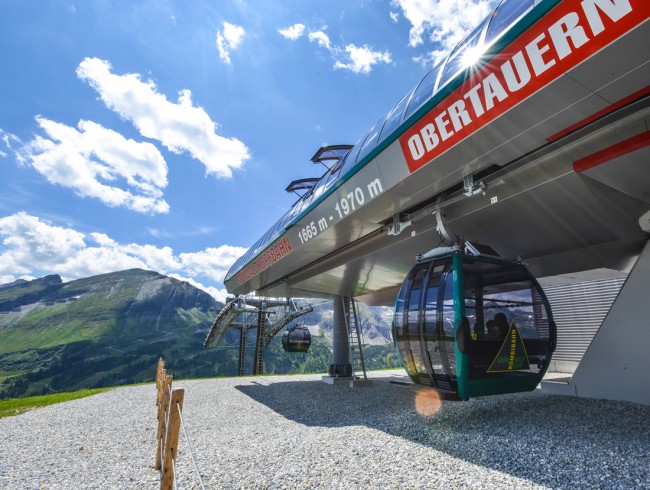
[462,259,551,380]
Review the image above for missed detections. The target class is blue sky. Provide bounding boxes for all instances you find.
[0,0,496,300]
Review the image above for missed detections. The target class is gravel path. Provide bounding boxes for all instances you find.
[1,370,649,489]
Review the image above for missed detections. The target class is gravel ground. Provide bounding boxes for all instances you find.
[1,370,649,489]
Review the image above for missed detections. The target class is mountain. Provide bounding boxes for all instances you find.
[0,269,229,398]
[299,300,394,346]
[0,270,397,399]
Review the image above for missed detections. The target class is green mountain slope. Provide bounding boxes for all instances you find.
[0,269,229,398]
[0,270,398,399]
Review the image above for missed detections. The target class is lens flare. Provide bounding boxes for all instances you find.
[461,44,485,68]
[414,388,442,416]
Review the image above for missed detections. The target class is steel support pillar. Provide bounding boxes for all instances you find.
[253,307,265,375]
[328,295,352,377]
[542,239,650,405]
[238,326,247,377]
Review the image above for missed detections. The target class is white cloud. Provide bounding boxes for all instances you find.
[0,212,245,301]
[279,23,305,40]
[216,22,246,64]
[308,30,332,51]
[0,274,34,285]
[19,116,169,214]
[390,11,399,23]
[0,128,21,155]
[0,212,88,276]
[304,29,391,74]
[89,232,182,271]
[168,274,230,303]
[89,232,117,248]
[61,245,147,278]
[123,244,182,271]
[334,44,392,74]
[392,0,495,63]
[76,57,250,178]
[180,245,248,282]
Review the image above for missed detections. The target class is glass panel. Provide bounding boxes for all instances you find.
[407,266,428,375]
[356,117,387,163]
[291,196,309,220]
[283,198,305,229]
[310,170,332,202]
[404,66,441,121]
[438,17,490,90]
[313,160,344,199]
[395,264,429,378]
[485,0,535,45]
[462,258,551,379]
[328,159,344,181]
[393,279,415,375]
[277,210,293,232]
[251,237,265,255]
[440,271,457,378]
[395,268,415,374]
[423,263,449,384]
[226,256,244,279]
[424,265,443,335]
[272,216,285,236]
[377,89,414,145]
[393,278,409,344]
[338,137,364,179]
[463,266,483,338]
[260,228,273,249]
[407,288,421,317]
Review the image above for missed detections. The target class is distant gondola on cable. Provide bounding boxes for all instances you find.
[393,241,556,400]
[282,325,312,353]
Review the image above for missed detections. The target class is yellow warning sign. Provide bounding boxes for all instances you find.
[487,320,530,373]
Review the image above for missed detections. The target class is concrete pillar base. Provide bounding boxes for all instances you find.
[321,375,354,385]
[328,363,352,377]
[321,375,374,387]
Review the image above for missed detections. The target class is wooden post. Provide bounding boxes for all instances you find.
[156,361,166,411]
[155,374,173,470]
[156,368,166,411]
[161,389,185,490]
[156,357,165,384]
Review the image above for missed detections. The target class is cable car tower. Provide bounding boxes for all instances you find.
[204,296,313,375]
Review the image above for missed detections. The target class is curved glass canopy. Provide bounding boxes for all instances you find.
[393,250,556,400]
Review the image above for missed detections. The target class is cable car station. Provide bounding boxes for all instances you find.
[207,0,650,405]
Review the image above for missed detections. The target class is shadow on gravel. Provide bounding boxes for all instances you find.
[236,376,650,488]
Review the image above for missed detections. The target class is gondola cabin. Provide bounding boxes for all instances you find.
[393,245,556,400]
[282,325,312,353]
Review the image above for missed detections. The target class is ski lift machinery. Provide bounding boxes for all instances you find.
[393,239,557,400]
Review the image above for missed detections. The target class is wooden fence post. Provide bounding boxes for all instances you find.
[156,358,166,410]
[161,389,185,490]
[156,368,166,411]
[155,374,173,470]
[156,357,164,382]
